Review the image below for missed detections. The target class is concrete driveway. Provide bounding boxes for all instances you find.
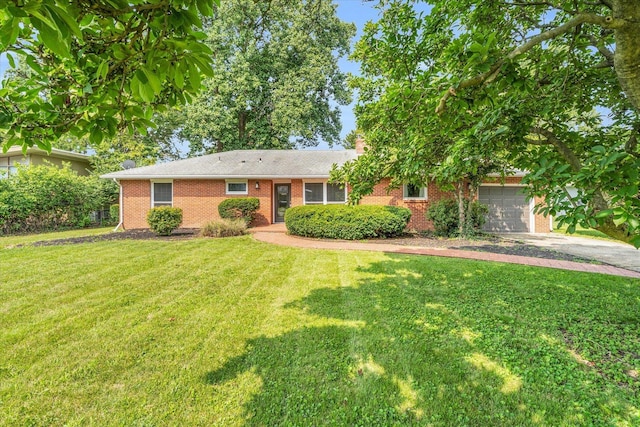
[504,233,640,273]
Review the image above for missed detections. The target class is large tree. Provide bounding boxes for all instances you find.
[0,0,216,151]
[337,0,640,246]
[181,0,355,154]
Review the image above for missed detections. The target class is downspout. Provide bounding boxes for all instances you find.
[113,178,124,232]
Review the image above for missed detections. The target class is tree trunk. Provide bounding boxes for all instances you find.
[613,0,640,112]
[465,183,478,235]
[457,181,465,237]
[596,219,634,244]
[590,188,634,245]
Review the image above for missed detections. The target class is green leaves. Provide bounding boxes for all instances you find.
[0,0,217,151]
[180,0,355,153]
[344,0,640,246]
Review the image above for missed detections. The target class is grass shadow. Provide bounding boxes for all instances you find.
[205,254,640,425]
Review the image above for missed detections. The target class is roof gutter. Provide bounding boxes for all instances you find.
[112,178,124,232]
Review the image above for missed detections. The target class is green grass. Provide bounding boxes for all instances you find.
[552,222,616,242]
[0,226,113,248]
[1,234,639,425]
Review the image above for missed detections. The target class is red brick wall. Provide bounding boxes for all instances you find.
[120,179,273,229]
[359,178,550,233]
[290,179,303,208]
[121,180,151,229]
[533,195,551,233]
[119,176,550,233]
[359,179,456,231]
[173,179,272,228]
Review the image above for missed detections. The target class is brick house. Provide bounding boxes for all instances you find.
[102,142,550,233]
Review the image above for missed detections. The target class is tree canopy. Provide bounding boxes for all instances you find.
[0,0,217,152]
[335,0,640,246]
[180,0,355,154]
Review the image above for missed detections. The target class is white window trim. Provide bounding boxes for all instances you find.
[303,180,347,205]
[225,179,249,195]
[151,180,173,208]
[403,184,428,200]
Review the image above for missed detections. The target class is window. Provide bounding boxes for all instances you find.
[326,183,346,203]
[304,183,324,204]
[226,180,248,195]
[152,182,173,207]
[403,184,427,200]
[304,182,347,205]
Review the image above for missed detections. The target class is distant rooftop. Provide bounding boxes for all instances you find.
[2,146,91,161]
[102,149,358,180]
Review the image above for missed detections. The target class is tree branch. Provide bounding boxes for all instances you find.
[625,128,639,158]
[527,127,583,172]
[435,12,628,115]
[584,34,614,65]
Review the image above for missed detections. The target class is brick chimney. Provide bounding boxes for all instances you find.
[355,135,367,154]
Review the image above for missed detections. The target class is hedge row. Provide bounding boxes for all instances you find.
[0,165,116,235]
[285,205,411,240]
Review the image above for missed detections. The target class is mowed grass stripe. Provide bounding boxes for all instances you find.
[1,235,638,425]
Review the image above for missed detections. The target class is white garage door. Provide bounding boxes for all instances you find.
[479,186,530,232]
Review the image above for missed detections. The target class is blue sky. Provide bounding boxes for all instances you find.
[0,1,381,150]
[332,0,382,148]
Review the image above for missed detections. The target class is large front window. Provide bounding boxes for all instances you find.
[304,182,346,205]
[152,182,173,207]
[326,183,346,203]
[304,183,324,204]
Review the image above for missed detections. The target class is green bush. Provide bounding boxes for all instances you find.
[200,218,247,238]
[218,198,260,225]
[110,204,119,224]
[0,164,113,235]
[426,199,488,237]
[285,205,411,240]
[147,207,183,235]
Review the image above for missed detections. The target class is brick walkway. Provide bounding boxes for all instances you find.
[251,226,640,279]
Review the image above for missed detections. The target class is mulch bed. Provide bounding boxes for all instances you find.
[23,229,200,247]
[15,229,600,264]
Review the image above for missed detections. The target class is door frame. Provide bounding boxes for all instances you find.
[273,183,291,223]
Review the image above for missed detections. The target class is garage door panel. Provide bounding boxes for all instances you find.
[479,186,530,232]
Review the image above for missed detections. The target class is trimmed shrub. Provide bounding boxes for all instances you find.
[110,204,120,224]
[285,205,411,240]
[218,197,260,225]
[200,218,247,238]
[426,199,488,237]
[147,207,183,235]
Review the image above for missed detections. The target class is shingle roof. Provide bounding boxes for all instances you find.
[101,149,358,179]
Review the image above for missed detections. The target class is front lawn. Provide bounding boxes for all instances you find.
[1,235,639,425]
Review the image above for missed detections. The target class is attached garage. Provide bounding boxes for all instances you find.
[479,186,531,232]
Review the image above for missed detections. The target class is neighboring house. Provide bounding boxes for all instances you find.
[102,141,551,233]
[0,146,92,178]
